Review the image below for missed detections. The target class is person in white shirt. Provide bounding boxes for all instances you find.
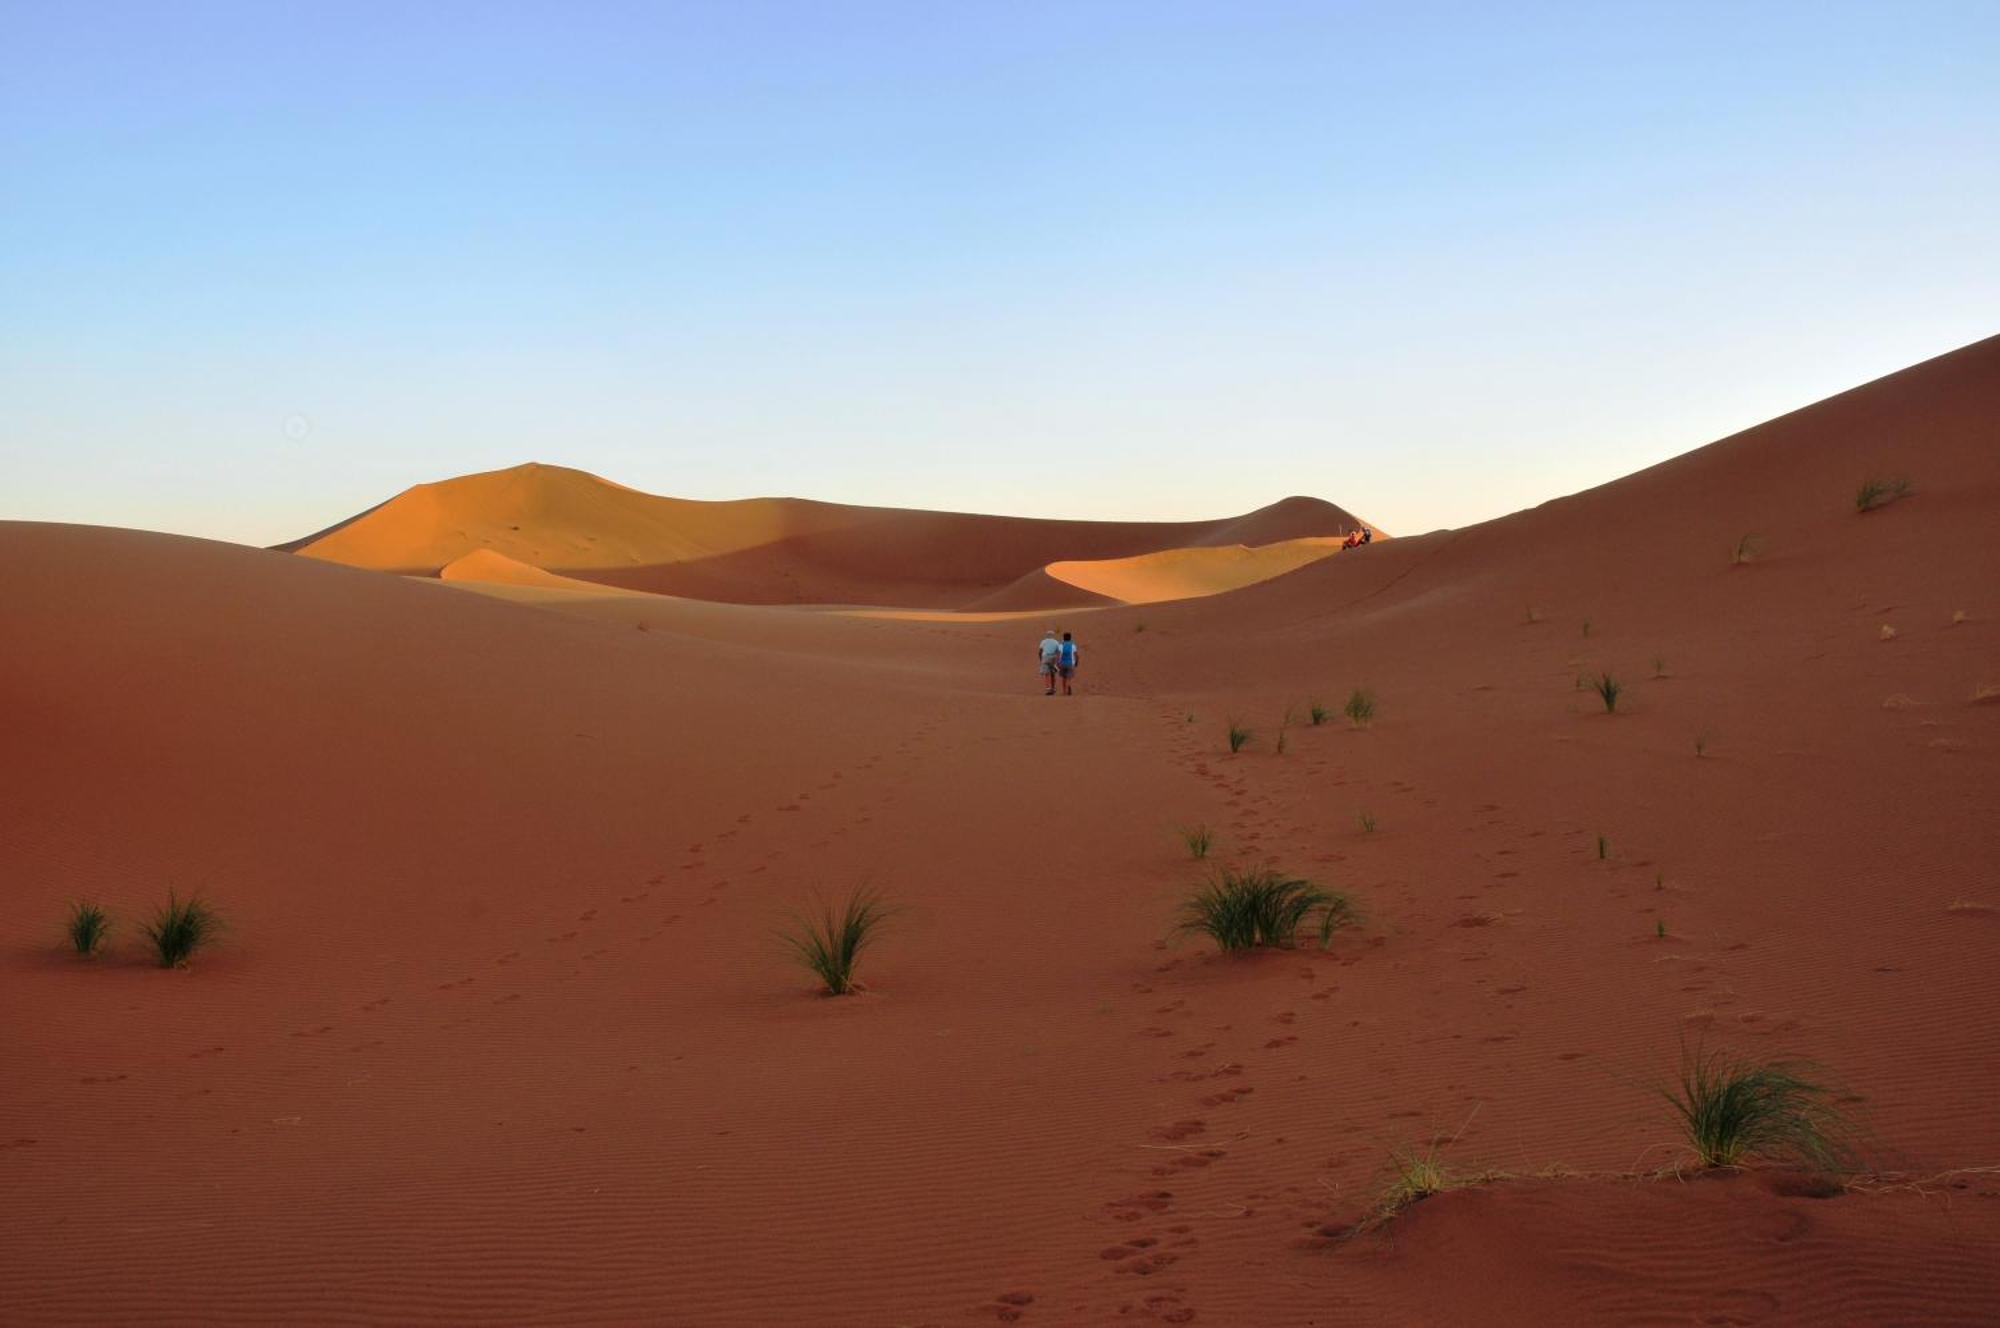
[1037,629,1062,695]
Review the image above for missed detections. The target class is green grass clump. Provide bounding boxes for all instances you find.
[1175,867,1359,952]
[1308,701,1329,726]
[1664,1044,1860,1171]
[143,892,221,968]
[1379,1142,1456,1213]
[1343,688,1377,728]
[1590,672,1621,713]
[1358,809,1377,834]
[1226,719,1253,753]
[1656,918,1668,940]
[779,889,894,996]
[1855,476,1911,513]
[1179,824,1214,860]
[1596,833,1609,860]
[66,901,110,957]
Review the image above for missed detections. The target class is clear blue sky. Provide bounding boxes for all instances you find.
[4,1,1996,544]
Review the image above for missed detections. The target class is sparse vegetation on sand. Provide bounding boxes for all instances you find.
[1378,1142,1459,1214]
[1582,618,1593,638]
[1343,688,1376,728]
[1596,833,1609,860]
[1665,1044,1861,1171]
[1175,868,1359,952]
[66,901,110,957]
[1694,731,1710,757]
[780,889,894,996]
[1308,700,1329,726]
[1855,476,1912,513]
[1226,719,1254,753]
[1731,533,1764,565]
[1275,724,1289,756]
[1358,809,1377,834]
[1651,655,1667,678]
[144,892,221,968]
[1590,672,1621,713]
[1178,824,1214,860]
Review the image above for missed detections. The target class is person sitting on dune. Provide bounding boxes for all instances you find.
[1038,627,1062,695]
[1058,631,1080,696]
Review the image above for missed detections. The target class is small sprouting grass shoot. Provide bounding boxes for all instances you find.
[1358,809,1377,834]
[1664,1043,1861,1172]
[1275,725,1289,756]
[1581,618,1593,638]
[1855,476,1911,513]
[779,888,895,996]
[1179,823,1214,860]
[1694,731,1709,758]
[1343,688,1376,728]
[1596,833,1609,860]
[1226,719,1253,753]
[144,892,221,968]
[1590,672,1621,713]
[1175,868,1359,953]
[1656,918,1668,940]
[1731,533,1764,565]
[1651,655,1667,678]
[67,901,110,957]
[1308,700,1329,726]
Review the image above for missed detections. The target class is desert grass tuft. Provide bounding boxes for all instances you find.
[1596,833,1609,860]
[1664,1043,1861,1171]
[1855,476,1911,513]
[1694,731,1710,758]
[1582,618,1593,638]
[1175,867,1359,953]
[1343,688,1377,728]
[1379,1143,1456,1214]
[1226,719,1254,753]
[66,900,110,957]
[144,892,221,968]
[1179,823,1215,860]
[1308,700,1329,726]
[1731,533,1764,565]
[779,888,895,996]
[1656,919,1668,940]
[1275,725,1289,756]
[1358,809,1377,834]
[1590,672,1621,713]
[1651,654,1667,678]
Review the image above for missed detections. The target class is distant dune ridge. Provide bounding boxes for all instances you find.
[285,463,1382,609]
[5,333,2000,1326]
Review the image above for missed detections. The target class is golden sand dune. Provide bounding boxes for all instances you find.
[1044,536,1347,604]
[289,464,1377,609]
[436,547,646,597]
[5,334,1999,1325]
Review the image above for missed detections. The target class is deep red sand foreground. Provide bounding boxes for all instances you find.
[4,336,1999,1324]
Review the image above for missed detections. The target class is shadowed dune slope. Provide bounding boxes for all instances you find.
[5,333,1999,1326]
[290,464,1376,608]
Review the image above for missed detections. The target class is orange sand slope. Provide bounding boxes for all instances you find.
[288,464,1379,609]
[5,332,2000,1326]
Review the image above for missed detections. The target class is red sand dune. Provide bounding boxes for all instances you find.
[289,465,1378,609]
[4,333,1999,1325]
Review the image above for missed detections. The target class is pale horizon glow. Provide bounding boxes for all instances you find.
[4,2,1997,546]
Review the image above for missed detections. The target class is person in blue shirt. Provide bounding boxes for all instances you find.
[1037,628,1062,695]
[1058,631,1080,696]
